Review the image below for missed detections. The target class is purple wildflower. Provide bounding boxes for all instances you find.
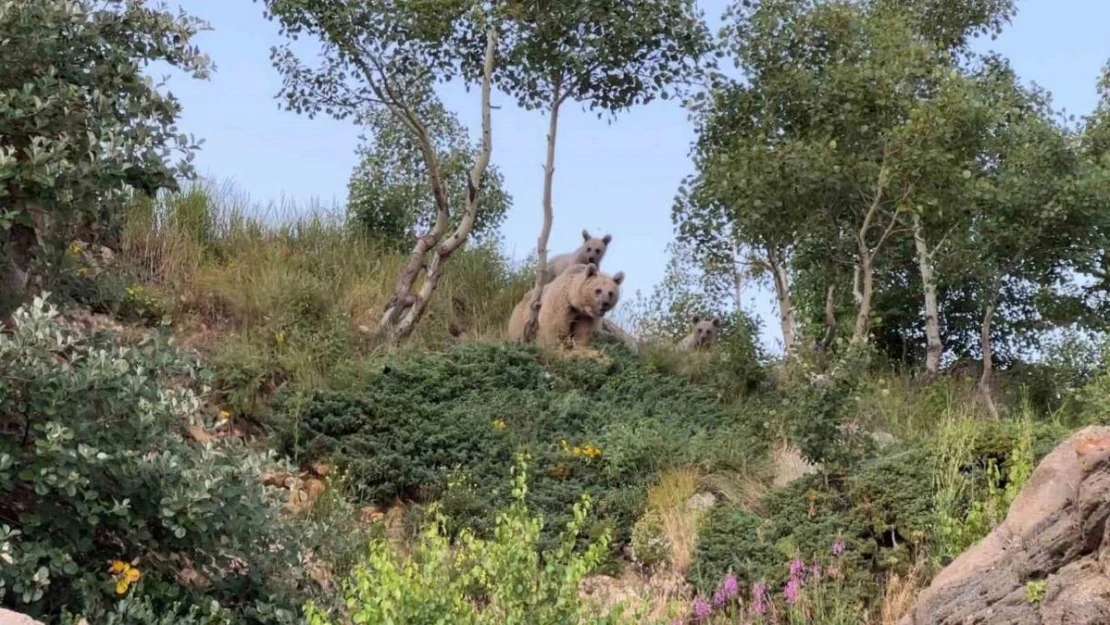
[784,577,802,605]
[751,581,768,614]
[693,597,712,620]
[811,561,822,582]
[721,573,740,600]
[789,557,806,579]
[832,537,845,556]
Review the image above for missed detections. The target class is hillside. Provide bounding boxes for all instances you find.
[3,1,1110,624]
[4,183,1108,624]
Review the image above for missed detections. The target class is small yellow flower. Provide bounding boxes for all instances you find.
[109,560,141,595]
[219,409,231,420]
[76,267,88,277]
[559,439,569,452]
[572,446,582,457]
[492,419,507,431]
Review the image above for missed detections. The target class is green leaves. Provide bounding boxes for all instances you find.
[347,96,510,249]
[0,296,322,621]
[0,0,210,226]
[305,455,616,625]
[494,0,712,113]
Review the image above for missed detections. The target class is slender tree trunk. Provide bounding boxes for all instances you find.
[767,246,797,354]
[978,290,1001,420]
[732,242,745,312]
[383,27,498,341]
[817,283,837,352]
[912,213,943,379]
[850,249,874,346]
[523,78,564,341]
[850,160,893,348]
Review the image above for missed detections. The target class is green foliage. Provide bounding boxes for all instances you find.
[0,0,210,273]
[282,342,765,553]
[347,102,511,249]
[304,455,627,625]
[779,352,873,472]
[0,296,323,623]
[629,512,670,570]
[688,507,778,594]
[930,413,1049,563]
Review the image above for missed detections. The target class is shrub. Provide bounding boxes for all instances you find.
[0,297,322,623]
[304,455,628,625]
[282,342,765,554]
[687,507,778,594]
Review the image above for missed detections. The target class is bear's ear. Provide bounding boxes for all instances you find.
[582,229,591,241]
[602,234,612,245]
[711,317,721,327]
[612,271,625,285]
[692,315,701,324]
[567,263,589,275]
[585,263,598,277]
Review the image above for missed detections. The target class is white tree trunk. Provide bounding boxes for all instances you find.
[767,246,797,354]
[912,213,943,378]
[523,79,564,341]
[385,27,498,340]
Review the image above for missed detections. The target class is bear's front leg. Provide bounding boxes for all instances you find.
[570,314,597,349]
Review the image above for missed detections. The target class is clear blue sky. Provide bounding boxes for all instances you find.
[157,0,1108,352]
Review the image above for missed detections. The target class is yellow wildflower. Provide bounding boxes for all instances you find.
[572,446,582,456]
[219,409,231,420]
[492,419,507,431]
[559,439,569,452]
[109,560,141,595]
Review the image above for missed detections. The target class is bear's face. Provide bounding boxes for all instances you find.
[690,316,720,346]
[580,229,612,266]
[574,264,624,318]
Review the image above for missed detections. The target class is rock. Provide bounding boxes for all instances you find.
[184,424,214,444]
[686,492,717,513]
[870,430,897,449]
[359,505,386,525]
[900,425,1110,625]
[0,609,43,625]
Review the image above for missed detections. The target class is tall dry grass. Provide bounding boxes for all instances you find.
[115,179,532,408]
[121,179,529,347]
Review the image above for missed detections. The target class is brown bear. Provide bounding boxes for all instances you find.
[536,263,623,349]
[679,316,720,351]
[541,229,612,285]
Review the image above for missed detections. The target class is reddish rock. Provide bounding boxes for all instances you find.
[901,426,1110,625]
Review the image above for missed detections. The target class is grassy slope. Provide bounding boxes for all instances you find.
[64,181,1098,623]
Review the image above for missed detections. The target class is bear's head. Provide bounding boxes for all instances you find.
[690,316,720,347]
[569,263,624,318]
[580,229,612,266]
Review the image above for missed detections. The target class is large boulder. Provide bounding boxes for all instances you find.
[901,425,1110,625]
[0,609,43,625]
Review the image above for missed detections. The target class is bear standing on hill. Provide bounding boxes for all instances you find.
[541,230,612,285]
[537,263,623,349]
[508,263,623,349]
[679,316,720,351]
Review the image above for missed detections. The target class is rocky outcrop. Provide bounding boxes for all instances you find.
[901,425,1110,625]
[0,610,44,625]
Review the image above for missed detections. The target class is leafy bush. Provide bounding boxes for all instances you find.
[0,297,323,622]
[689,443,937,599]
[688,507,779,594]
[282,342,766,553]
[304,455,628,625]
